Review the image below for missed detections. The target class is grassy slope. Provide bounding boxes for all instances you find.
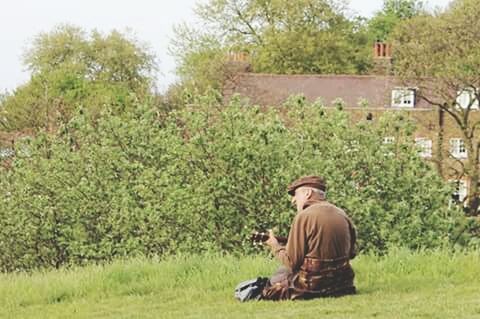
[1,249,479,319]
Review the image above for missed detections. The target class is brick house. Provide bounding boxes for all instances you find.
[223,43,478,204]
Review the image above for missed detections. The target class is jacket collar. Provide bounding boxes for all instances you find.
[302,199,325,210]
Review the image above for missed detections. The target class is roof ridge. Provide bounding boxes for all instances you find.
[236,72,395,79]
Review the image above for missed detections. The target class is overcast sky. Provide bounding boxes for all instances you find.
[0,0,452,93]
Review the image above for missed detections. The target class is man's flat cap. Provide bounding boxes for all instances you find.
[287,175,326,195]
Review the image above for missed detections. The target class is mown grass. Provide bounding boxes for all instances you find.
[0,249,479,319]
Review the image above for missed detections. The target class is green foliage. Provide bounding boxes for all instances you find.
[170,0,372,93]
[0,94,468,271]
[367,0,425,41]
[393,0,480,80]
[0,24,157,131]
[0,92,8,130]
[169,25,229,94]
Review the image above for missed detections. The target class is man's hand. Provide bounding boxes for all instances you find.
[265,229,279,248]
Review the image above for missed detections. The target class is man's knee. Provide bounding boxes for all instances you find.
[269,266,291,285]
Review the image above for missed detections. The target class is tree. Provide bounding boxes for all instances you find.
[392,0,480,215]
[170,0,371,94]
[0,92,8,130]
[367,0,425,41]
[0,24,157,131]
[169,25,230,94]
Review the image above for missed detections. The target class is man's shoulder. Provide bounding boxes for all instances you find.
[303,201,338,211]
[302,201,348,217]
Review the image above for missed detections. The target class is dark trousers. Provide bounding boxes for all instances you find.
[262,264,356,301]
[261,266,295,300]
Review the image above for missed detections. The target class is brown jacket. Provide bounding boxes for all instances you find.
[271,199,356,272]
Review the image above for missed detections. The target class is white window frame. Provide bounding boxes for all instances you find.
[450,138,468,159]
[450,179,468,204]
[415,138,432,158]
[450,138,467,159]
[383,136,395,144]
[456,87,479,109]
[391,88,415,108]
[382,137,395,156]
[0,147,14,159]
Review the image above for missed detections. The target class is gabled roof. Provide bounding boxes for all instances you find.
[223,73,431,108]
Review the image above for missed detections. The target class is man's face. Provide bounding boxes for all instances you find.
[291,187,310,212]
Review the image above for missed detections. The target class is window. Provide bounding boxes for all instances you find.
[456,88,479,109]
[382,137,395,156]
[0,148,14,159]
[451,180,468,204]
[391,88,415,108]
[415,138,432,158]
[383,136,395,144]
[450,138,467,159]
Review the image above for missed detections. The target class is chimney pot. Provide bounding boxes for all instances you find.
[373,42,392,59]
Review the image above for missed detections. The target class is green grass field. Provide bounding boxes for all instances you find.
[1,249,479,319]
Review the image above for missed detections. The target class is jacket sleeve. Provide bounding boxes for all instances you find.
[270,213,307,271]
[348,218,357,259]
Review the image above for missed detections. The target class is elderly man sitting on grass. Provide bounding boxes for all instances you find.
[235,175,357,301]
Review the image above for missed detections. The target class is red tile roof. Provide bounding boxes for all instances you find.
[224,73,431,108]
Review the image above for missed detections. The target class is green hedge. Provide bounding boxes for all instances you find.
[0,94,469,271]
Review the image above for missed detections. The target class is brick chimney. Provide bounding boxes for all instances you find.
[228,52,248,62]
[225,51,252,74]
[372,42,393,75]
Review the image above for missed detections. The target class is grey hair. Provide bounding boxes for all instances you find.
[297,186,326,199]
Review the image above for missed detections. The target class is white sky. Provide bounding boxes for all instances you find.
[0,0,452,93]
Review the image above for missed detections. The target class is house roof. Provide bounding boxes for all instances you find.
[223,73,432,108]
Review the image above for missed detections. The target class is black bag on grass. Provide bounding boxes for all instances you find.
[234,277,269,302]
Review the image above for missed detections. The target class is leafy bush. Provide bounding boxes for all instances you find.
[0,94,467,271]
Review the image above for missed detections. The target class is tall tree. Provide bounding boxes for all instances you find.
[392,0,480,215]
[170,0,371,94]
[0,24,157,131]
[169,24,229,94]
[367,0,425,41]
